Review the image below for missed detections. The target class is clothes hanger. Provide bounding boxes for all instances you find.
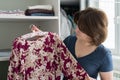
[22,24,47,41]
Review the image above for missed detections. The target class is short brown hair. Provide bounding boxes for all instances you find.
[74,7,108,46]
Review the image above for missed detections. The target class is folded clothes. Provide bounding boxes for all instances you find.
[31,13,54,16]
[28,5,53,10]
[24,9,54,16]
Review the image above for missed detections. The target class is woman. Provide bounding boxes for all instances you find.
[63,7,113,80]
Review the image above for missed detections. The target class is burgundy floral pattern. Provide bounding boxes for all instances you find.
[7,32,87,80]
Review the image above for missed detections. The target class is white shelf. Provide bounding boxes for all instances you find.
[0,57,9,61]
[0,16,58,21]
[0,51,10,61]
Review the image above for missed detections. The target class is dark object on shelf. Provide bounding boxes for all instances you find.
[61,0,79,16]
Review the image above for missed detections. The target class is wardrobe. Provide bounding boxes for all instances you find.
[0,0,60,51]
[0,0,81,80]
[0,0,60,80]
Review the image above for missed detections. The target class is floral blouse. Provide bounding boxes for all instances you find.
[7,31,87,80]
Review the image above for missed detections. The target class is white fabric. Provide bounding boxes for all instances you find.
[28,5,53,10]
[60,8,72,40]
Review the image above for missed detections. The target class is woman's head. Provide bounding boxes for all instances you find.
[74,7,108,46]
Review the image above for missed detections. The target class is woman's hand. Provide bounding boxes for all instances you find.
[30,24,41,32]
[85,74,96,80]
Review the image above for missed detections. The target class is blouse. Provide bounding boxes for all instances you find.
[7,31,87,80]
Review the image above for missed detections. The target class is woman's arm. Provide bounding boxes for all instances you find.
[99,49,113,80]
[99,71,113,80]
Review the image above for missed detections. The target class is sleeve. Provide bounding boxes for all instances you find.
[99,50,113,72]
[7,38,22,80]
[55,34,87,80]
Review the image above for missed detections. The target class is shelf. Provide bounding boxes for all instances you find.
[0,51,10,61]
[61,0,79,6]
[0,16,58,22]
[0,57,9,61]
